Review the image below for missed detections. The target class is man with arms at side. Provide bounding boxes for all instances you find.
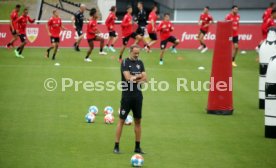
[46,10,65,60]
[146,5,158,53]
[104,6,118,52]
[72,4,86,52]
[114,45,147,154]
[225,5,240,67]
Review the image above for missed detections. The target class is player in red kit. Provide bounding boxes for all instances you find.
[157,13,179,65]
[104,6,118,52]
[14,8,35,58]
[146,5,158,52]
[225,5,240,67]
[262,8,276,39]
[118,6,143,63]
[256,2,276,52]
[197,6,213,53]
[85,8,107,62]
[46,10,65,60]
[6,4,21,49]
[263,2,276,23]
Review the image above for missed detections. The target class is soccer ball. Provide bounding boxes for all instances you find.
[125,115,133,125]
[131,154,144,167]
[85,113,95,123]
[104,114,114,124]
[104,106,114,115]
[88,106,98,115]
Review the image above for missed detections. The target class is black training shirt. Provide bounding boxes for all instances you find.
[136,9,147,27]
[121,58,145,96]
[74,10,84,29]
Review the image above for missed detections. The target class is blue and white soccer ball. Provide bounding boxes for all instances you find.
[104,106,114,115]
[85,113,95,123]
[88,106,98,115]
[125,115,133,125]
[131,154,144,167]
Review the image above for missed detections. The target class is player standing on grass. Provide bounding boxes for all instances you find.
[118,6,143,63]
[146,5,158,52]
[85,8,107,62]
[135,2,150,52]
[104,6,118,52]
[157,13,180,65]
[46,10,65,60]
[197,6,213,53]
[72,4,86,52]
[225,5,240,67]
[114,45,147,154]
[6,4,21,49]
[14,8,35,58]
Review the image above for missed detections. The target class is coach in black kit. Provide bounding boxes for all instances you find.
[114,45,147,154]
[72,4,86,51]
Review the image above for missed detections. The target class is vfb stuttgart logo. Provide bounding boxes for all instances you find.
[26,27,39,43]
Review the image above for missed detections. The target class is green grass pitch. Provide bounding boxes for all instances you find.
[0,47,276,168]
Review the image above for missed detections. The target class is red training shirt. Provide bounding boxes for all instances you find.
[261,17,275,39]
[263,7,272,23]
[10,9,19,30]
[121,13,133,38]
[47,16,62,38]
[157,20,174,41]
[225,13,240,37]
[105,12,116,32]
[147,11,157,33]
[15,15,35,34]
[87,19,98,39]
[199,13,213,32]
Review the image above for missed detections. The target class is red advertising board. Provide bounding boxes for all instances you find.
[0,23,262,50]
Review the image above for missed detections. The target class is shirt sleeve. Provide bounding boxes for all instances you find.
[47,18,52,26]
[140,61,145,72]
[28,16,35,23]
[199,14,202,21]
[225,14,229,21]
[121,59,130,72]
[210,16,213,22]
[11,13,16,21]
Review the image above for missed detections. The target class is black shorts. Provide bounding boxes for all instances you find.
[123,32,138,45]
[232,36,239,44]
[200,29,207,35]
[109,31,117,37]
[19,34,26,43]
[50,37,60,43]
[160,36,177,49]
[119,96,143,120]
[76,28,83,36]
[87,37,97,43]
[136,26,145,36]
[10,28,17,35]
[149,33,157,40]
